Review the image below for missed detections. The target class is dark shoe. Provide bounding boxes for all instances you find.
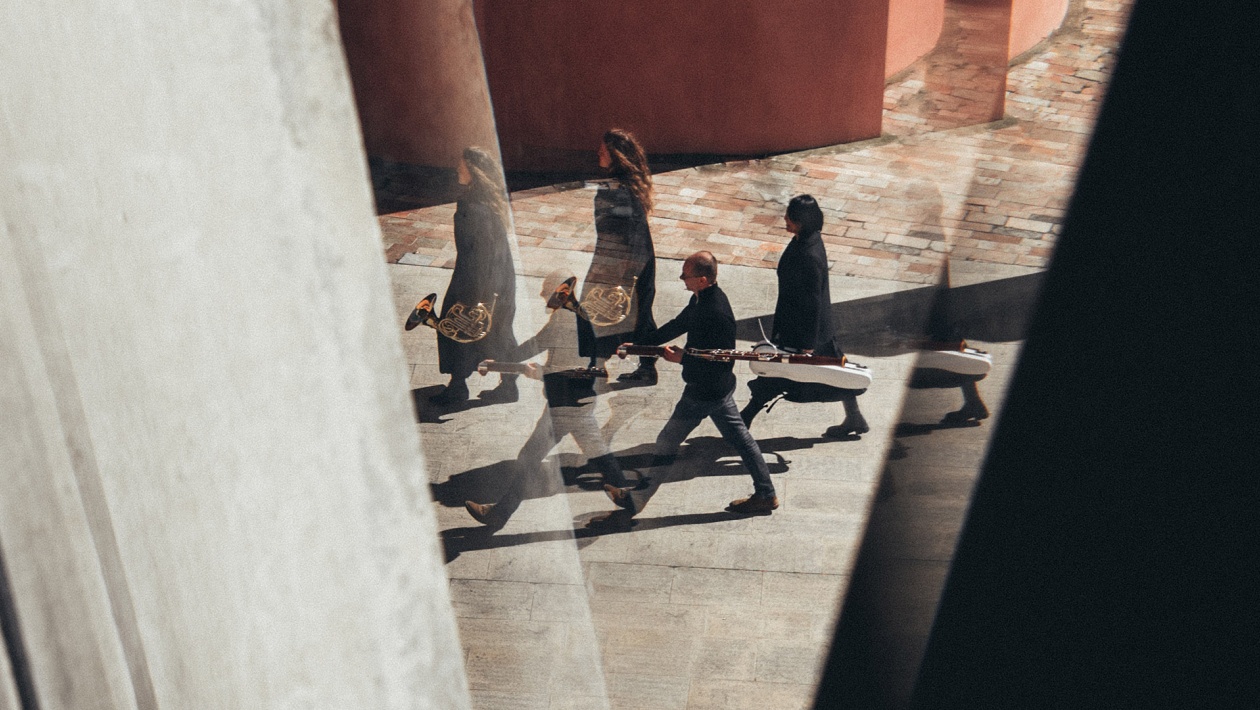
[465,501,500,526]
[603,484,638,513]
[825,418,870,437]
[942,402,989,424]
[727,494,779,515]
[585,509,636,530]
[479,377,519,403]
[429,381,469,405]
[616,367,658,385]
[590,454,636,489]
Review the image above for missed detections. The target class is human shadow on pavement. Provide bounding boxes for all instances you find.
[735,271,1042,357]
[893,419,983,437]
[410,385,515,423]
[441,510,743,563]
[748,434,854,462]
[556,435,804,486]
[429,439,790,511]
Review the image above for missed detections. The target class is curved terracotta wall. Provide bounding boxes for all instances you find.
[1010,0,1069,58]
[886,0,945,78]
[475,0,888,171]
[336,0,498,167]
[334,0,1067,170]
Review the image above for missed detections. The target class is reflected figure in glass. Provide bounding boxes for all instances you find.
[578,128,658,383]
[430,146,519,405]
[463,271,634,527]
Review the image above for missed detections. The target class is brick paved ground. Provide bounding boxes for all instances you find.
[380,0,1129,287]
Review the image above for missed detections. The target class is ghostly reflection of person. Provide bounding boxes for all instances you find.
[464,271,633,528]
[915,274,990,424]
[578,128,658,383]
[741,195,869,436]
[430,146,519,406]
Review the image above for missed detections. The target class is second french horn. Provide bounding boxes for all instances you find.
[405,292,496,343]
[546,275,636,327]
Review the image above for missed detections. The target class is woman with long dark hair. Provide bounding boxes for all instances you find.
[430,146,519,405]
[577,128,658,383]
[741,194,869,435]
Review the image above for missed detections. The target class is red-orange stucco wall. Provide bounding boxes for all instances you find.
[885,0,1067,78]
[475,1,889,171]
[335,0,498,167]
[886,0,945,77]
[1010,0,1069,58]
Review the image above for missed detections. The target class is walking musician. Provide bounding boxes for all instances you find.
[741,194,869,437]
[597,251,777,525]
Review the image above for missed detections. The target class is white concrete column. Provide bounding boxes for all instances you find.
[0,0,471,708]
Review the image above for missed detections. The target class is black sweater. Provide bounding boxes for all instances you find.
[640,284,737,400]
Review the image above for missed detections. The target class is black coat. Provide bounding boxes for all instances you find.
[577,181,657,359]
[771,229,838,357]
[438,199,518,376]
[751,229,859,402]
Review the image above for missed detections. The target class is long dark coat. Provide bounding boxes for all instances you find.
[750,228,858,402]
[771,228,838,357]
[438,199,518,377]
[577,181,657,359]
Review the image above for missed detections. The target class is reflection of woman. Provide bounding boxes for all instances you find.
[431,146,519,405]
[578,128,658,383]
[742,195,869,435]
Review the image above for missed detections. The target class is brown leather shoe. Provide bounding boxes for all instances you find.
[464,501,499,526]
[727,494,779,515]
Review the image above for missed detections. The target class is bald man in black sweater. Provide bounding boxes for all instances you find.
[598,251,777,524]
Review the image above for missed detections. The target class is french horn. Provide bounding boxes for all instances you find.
[404,292,496,343]
[545,275,635,328]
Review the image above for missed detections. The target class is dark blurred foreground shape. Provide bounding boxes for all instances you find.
[815,0,1260,706]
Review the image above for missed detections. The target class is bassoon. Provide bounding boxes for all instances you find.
[616,344,849,367]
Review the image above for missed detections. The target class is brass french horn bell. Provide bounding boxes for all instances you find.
[405,293,440,331]
[404,292,495,343]
[546,276,581,314]
[546,276,634,328]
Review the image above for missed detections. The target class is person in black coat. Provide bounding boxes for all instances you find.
[431,146,519,405]
[741,195,869,436]
[577,129,658,384]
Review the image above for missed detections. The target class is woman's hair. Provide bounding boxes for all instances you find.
[602,128,654,215]
[462,146,511,229]
[786,194,825,236]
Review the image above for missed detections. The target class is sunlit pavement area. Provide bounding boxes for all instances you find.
[384,1,1129,707]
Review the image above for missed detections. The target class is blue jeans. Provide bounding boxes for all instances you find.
[653,387,775,498]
